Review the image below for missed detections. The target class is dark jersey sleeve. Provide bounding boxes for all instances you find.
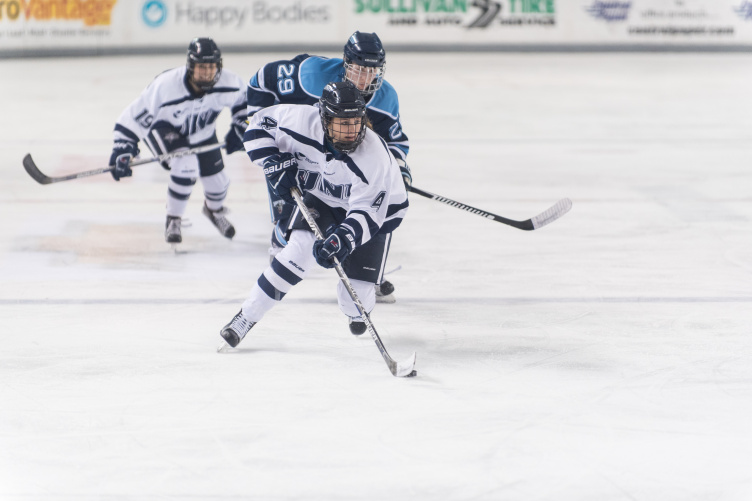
[367,108,409,163]
[365,81,409,163]
[247,54,318,117]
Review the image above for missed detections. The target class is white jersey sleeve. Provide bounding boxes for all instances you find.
[113,71,169,145]
[223,69,248,131]
[339,131,409,245]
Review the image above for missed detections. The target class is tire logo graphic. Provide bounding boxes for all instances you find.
[468,0,502,28]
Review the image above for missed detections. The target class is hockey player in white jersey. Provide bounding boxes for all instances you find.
[219,81,409,346]
[246,31,410,302]
[109,37,247,244]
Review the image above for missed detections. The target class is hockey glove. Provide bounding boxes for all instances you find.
[263,152,299,204]
[112,154,134,181]
[397,158,412,188]
[224,124,245,155]
[109,141,138,181]
[313,226,356,269]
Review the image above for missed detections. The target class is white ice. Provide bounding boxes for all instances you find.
[1,52,752,501]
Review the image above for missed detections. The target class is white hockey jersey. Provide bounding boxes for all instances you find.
[113,66,246,147]
[245,104,409,248]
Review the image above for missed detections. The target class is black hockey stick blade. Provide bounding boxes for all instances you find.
[409,185,572,231]
[23,153,129,185]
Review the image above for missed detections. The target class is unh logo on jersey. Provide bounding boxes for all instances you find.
[259,116,278,130]
[180,109,219,136]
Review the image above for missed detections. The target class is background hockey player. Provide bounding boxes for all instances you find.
[219,81,409,347]
[245,31,410,302]
[108,37,247,244]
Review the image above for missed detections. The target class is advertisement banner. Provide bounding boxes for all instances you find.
[0,0,340,53]
[131,0,338,46]
[573,0,752,44]
[0,0,121,51]
[346,0,562,43]
[3,0,752,55]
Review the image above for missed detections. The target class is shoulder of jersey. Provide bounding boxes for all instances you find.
[355,129,392,160]
[147,67,186,95]
[152,67,184,85]
[367,80,400,117]
[217,68,244,88]
[299,56,344,98]
[265,102,318,123]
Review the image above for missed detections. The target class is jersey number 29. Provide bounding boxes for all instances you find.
[277,64,295,95]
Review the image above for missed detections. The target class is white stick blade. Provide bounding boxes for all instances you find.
[531,198,573,229]
[392,352,417,378]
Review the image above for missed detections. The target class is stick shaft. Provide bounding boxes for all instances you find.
[23,142,226,185]
[290,187,415,377]
[408,185,571,231]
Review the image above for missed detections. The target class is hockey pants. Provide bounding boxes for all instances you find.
[145,128,229,218]
[240,229,376,322]
[166,155,229,218]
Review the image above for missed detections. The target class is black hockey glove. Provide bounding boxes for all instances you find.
[224,124,245,155]
[313,226,355,269]
[397,158,412,188]
[262,152,299,204]
[109,141,139,181]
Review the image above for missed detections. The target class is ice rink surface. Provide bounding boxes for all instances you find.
[1,51,751,500]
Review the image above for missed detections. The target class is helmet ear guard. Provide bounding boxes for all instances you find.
[343,31,386,96]
[319,81,368,154]
[186,37,222,91]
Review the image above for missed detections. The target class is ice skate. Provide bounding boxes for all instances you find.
[218,310,256,350]
[375,280,396,304]
[165,215,182,244]
[202,202,235,239]
[349,316,367,336]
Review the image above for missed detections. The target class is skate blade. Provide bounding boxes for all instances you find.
[375,293,396,304]
[169,243,188,255]
[217,340,236,353]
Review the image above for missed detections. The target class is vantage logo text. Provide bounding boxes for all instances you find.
[0,0,117,26]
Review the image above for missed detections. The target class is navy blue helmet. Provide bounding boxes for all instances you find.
[186,37,222,91]
[343,31,386,97]
[319,81,367,154]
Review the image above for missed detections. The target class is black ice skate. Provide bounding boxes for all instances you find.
[375,280,396,304]
[219,310,256,349]
[165,216,182,244]
[349,316,367,336]
[202,202,235,239]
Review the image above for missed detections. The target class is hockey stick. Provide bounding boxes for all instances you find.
[408,185,572,231]
[22,142,226,185]
[290,187,417,378]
